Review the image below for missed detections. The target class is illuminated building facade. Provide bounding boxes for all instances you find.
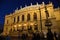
[2,2,60,35]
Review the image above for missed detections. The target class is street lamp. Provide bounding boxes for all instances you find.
[39,7,42,32]
[45,5,52,31]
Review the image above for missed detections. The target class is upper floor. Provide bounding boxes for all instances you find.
[4,2,60,25]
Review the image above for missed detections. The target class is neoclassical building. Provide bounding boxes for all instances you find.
[2,2,60,35]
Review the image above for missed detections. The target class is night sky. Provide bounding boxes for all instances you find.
[0,0,60,29]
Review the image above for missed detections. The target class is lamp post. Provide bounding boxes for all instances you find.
[44,6,55,40]
[45,5,52,31]
[39,7,42,32]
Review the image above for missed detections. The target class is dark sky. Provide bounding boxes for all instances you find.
[0,0,60,28]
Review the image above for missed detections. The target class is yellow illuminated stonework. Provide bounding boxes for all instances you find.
[2,2,60,36]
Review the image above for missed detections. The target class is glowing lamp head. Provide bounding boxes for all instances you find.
[18,25,21,26]
[24,24,27,26]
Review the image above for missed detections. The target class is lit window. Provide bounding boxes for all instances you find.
[34,24,38,30]
[34,13,37,21]
[27,14,30,21]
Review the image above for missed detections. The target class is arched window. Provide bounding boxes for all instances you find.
[27,14,30,21]
[22,15,24,21]
[7,20,8,24]
[34,24,38,30]
[14,17,15,23]
[34,13,37,21]
[17,16,19,23]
